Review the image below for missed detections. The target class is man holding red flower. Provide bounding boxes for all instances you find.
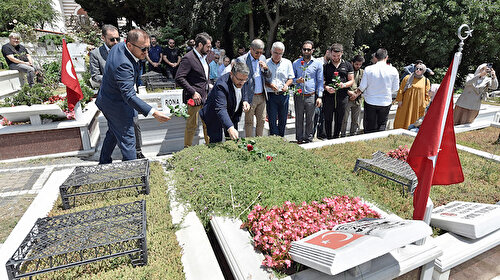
[323,43,354,139]
[292,40,324,144]
[175,32,213,147]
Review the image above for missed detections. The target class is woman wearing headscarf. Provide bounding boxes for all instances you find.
[454,63,498,125]
[393,63,430,129]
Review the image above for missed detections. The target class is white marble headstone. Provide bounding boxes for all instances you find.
[289,218,432,276]
[430,201,500,239]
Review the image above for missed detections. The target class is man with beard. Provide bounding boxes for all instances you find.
[341,55,364,137]
[175,32,212,147]
[200,62,251,143]
[146,35,162,73]
[292,40,323,144]
[163,38,181,79]
[322,43,354,139]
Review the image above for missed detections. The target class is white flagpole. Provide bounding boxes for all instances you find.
[429,24,472,168]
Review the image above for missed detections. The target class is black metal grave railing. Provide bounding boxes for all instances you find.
[5,200,148,280]
[60,159,150,209]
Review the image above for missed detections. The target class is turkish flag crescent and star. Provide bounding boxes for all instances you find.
[407,57,464,220]
[61,39,83,111]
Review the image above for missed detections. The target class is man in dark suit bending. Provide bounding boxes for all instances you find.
[200,62,251,143]
[175,32,212,147]
[96,29,170,164]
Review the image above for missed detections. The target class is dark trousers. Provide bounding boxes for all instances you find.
[313,105,326,139]
[267,93,289,136]
[133,116,142,153]
[323,93,348,139]
[363,101,391,134]
[100,114,136,164]
[165,66,178,80]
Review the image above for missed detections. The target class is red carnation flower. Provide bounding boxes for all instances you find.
[297,89,303,94]
[334,72,339,76]
[266,155,273,161]
[247,144,253,151]
[187,98,195,106]
[301,60,305,66]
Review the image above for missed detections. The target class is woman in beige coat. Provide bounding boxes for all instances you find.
[454,63,497,125]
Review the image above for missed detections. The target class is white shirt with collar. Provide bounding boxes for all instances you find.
[125,44,155,117]
[193,48,209,80]
[233,84,242,112]
[358,60,399,106]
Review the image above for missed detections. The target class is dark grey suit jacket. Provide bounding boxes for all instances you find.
[175,50,210,104]
[89,45,108,88]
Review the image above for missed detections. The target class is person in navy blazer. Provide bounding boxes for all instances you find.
[200,62,251,143]
[96,29,170,164]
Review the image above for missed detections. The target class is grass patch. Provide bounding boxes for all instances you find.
[0,194,36,243]
[455,126,500,156]
[169,136,398,224]
[311,134,500,211]
[30,162,184,280]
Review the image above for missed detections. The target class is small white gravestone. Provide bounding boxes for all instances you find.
[161,89,183,113]
[430,201,500,239]
[289,218,432,276]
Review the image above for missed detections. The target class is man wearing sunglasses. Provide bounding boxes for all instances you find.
[236,38,271,137]
[96,29,171,164]
[89,24,120,89]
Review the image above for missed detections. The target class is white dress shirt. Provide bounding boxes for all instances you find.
[358,61,399,106]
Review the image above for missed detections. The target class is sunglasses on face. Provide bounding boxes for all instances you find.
[109,37,120,42]
[415,67,424,71]
[302,48,312,52]
[130,42,150,53]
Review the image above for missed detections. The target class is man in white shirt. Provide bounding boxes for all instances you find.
[355,48,399,133]
[265,41,294,136]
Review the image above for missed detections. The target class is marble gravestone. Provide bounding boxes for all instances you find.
[289,218,432,276]
[431,201,500,239]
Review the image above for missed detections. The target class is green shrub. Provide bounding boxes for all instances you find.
[38,34,74,45]
[3,84,55,106]
[169,136,379,225]
[41,61,61,89]
[0,54,8,70]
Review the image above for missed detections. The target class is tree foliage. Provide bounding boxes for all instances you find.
[364,0,500,85]
[0,0,59,32]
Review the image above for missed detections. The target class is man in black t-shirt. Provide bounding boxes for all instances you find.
[323,43,354,139]
[1,32,38,86]
[162,39,181,79]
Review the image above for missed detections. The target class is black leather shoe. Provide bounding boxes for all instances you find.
[136,152,146,159]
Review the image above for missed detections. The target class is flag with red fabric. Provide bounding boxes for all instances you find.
[407,57,464,220]
[61,38,83,111]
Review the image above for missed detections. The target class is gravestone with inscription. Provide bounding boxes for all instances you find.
[430,201,500,239]
[289,218,432,275]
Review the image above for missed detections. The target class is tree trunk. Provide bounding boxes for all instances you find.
[248,0,255,41]
[260,0,280,56]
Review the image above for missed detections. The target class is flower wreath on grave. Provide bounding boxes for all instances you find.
[241,196,381,271]
[386,145,410,162]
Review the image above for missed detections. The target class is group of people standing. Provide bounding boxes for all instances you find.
[86,24,497,163]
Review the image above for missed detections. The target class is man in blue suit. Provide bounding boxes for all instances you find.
[96,29,170,164]
[200,62,251,143]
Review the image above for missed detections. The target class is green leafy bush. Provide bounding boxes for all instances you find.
[3,84,55,106]
[38,34,74,45]
[169,137,377,225]
[41,61,61,89]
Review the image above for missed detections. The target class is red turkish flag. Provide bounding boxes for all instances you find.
[407,56,464,220]
[61,39,83,111]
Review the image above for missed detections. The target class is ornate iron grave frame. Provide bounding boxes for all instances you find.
[353,151,418,195]
[5,200,148,280]
[60,159,150,209]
